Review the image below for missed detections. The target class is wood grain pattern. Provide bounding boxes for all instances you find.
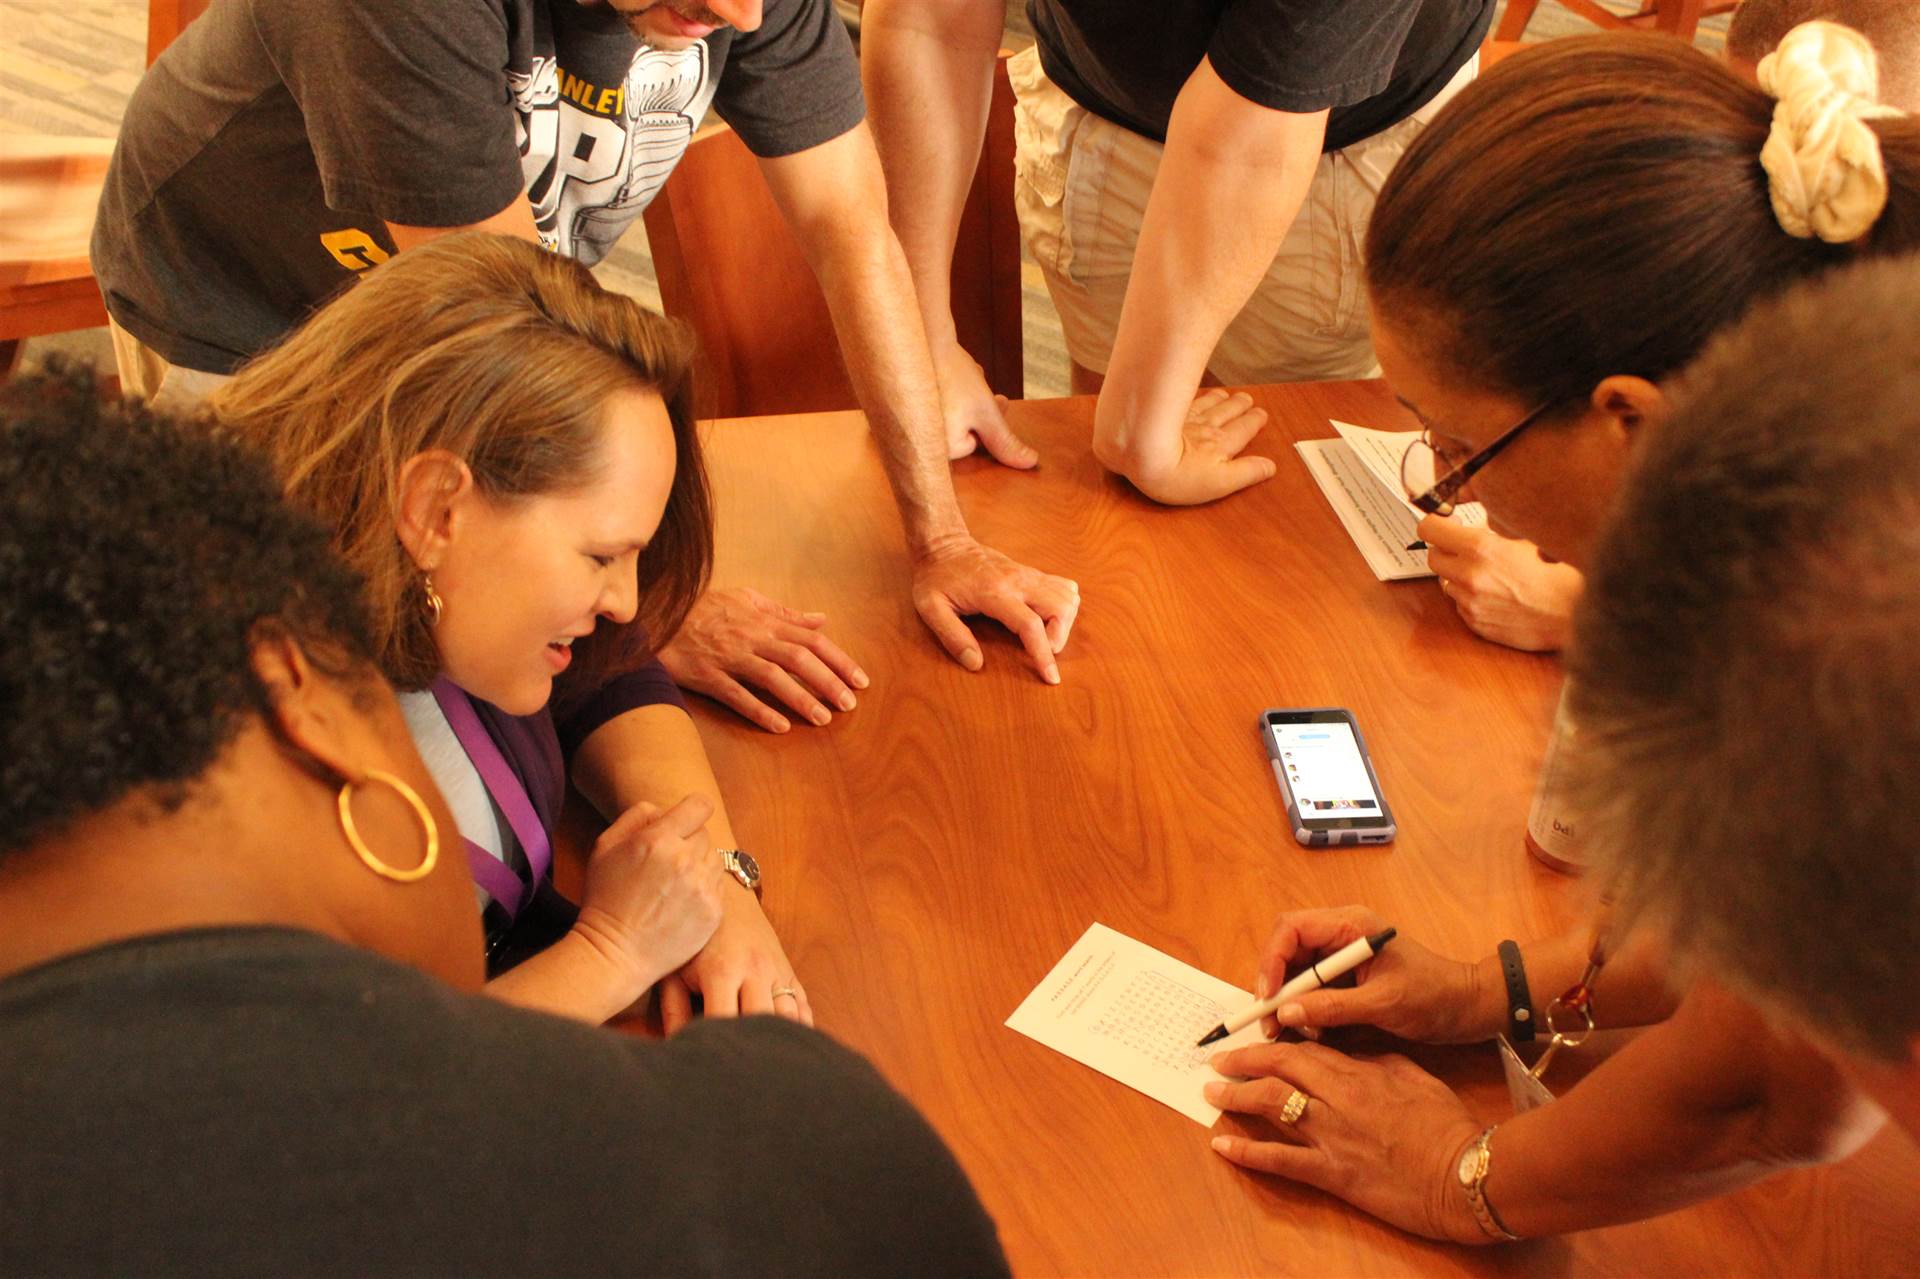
[656,382,1920,1275]
[0,138,113,346]
[0,2,206,357]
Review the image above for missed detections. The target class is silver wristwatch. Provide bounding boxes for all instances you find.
[719,848,762,899]
[1456,1126,1521,1242]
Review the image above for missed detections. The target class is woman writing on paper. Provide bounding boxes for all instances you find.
[1205,25,1920,1241]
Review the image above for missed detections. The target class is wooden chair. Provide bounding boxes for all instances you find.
[644,53,1023,419]
[1479,39,1530,71]
[1495,0,1737,43]
[0,0,208,374]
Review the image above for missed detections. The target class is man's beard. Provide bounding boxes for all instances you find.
[666,2,727,24]
[638,1,727,30]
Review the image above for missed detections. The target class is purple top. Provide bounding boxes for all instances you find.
[457,660,688,920]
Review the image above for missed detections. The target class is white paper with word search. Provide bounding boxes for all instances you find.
[1006,923,1265,1125]
[1295,421,1487,581]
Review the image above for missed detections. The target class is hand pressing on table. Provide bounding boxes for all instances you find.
[912,533,1080,684]
[1257,906,1499,1045]
[657,586,869,733]
[1417,515,1586,653]
[1095,387,1277,506]
[935,340,1040,468]
[658,879,813,1033]
[1205,1040,1489,1244]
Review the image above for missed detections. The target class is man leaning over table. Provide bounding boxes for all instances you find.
[92,0,1079,732]
[860,0,1492,506]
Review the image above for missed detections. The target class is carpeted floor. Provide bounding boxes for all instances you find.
[3,0,1727,391]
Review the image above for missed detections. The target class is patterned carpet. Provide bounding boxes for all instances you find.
[2,0,1726,390]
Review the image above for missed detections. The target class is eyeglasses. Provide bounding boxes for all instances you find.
[1399,402,1554,517]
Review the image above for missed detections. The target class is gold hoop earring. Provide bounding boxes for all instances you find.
[337,769,440,883]
[422,574,444,626]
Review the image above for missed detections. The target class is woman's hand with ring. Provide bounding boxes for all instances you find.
[1204,1040,1489,1244]
[658,884,813,1033]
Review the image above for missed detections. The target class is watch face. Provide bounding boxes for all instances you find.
[732,848,761,886]
[1457,1144,1481,1186]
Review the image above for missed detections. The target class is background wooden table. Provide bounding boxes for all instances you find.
[669,382,1920,1276]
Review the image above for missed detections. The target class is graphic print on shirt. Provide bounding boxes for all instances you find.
[511,42,717,266]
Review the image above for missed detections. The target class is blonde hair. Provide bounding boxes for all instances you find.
[211,232,712,695]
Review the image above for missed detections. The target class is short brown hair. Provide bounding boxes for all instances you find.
[212,232,711,698]
[1567,254,1920,1060]
[1366,34,1920,409]
[1728,2,1920,109]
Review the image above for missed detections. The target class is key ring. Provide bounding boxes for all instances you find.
[1526,935,1608,1082]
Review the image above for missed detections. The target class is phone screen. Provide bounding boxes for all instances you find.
[1270,720,1384,821]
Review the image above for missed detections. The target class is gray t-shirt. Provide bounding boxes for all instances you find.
[93,0,865,373]
[0,927,1010,1276]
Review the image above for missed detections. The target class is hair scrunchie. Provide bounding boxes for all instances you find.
[1758,20,1906,243]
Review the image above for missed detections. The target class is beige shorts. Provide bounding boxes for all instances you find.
[109,318,232,409]
[1009,46,1477,384]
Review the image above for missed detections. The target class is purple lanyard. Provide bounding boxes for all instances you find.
[430,678,554,922]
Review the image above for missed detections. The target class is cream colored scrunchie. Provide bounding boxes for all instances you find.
[1757,20,1906,243]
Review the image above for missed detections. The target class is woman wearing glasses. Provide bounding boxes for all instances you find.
[1393,22,1920,653]
[0,366,1006,1275]
[1201,25,1920,1243]
[212,233,810,1028]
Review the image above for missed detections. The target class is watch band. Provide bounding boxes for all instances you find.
[1462,1127,1522,1242]
[1497,939,1535,1044]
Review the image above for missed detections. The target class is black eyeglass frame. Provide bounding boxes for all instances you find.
[1402,401,1555,517]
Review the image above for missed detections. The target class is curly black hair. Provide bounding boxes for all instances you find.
[0,361,378,858]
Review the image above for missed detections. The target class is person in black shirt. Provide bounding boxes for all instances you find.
[863,0,1490,507]
[0,365,1008,1278]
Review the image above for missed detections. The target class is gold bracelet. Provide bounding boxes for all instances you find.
[1455,1126,1522,1242]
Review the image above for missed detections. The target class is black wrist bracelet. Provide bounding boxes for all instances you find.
[1497,939,1535,1043]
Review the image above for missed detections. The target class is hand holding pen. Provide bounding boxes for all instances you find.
[1200,927,1397,1045]
[1247,906,1498,1045]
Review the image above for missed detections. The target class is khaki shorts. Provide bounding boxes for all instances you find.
[109,318,232,408]
[1009,46,1478,384]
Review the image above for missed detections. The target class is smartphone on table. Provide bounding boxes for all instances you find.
[1260,708,1396,847]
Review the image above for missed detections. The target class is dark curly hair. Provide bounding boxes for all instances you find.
[0,361,378,858]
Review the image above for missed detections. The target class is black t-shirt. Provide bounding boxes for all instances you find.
[0,928,1008,1277]
[1027,0,1493,149]
[92,0,865,374]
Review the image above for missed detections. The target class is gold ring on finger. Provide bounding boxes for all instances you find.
[1279,1089,1311,1125]
[771,985,800,1002]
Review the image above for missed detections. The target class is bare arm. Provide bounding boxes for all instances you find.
[758,125,1080,680]
[571,704,813,1028]
[1093,57,1325,505]
[861,0,1037,467]
[1257,907,1681,1044]
[860,0,1002,352]
[486,789,723,1024]
[760,123,963,556]
[1208,981,1887,1242]
[1485,980,1887,1235]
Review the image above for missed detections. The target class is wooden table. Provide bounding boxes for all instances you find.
[679,382,1920,1276]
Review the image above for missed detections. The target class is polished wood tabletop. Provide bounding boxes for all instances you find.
[676,382,1920,1276]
